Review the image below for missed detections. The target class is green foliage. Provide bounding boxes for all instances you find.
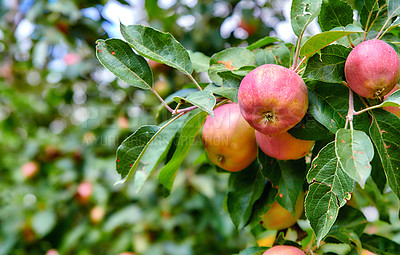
[4,0,400,254]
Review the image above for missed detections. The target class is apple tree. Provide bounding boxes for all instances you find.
[96,0,400,254]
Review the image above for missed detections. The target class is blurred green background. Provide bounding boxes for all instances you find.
[0,0,289,254]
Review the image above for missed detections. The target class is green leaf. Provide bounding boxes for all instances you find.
[300,25,364,57]
[96,39,152,90]
[288,113,333,141]
[115,125,161,183]
[306,142,354,244]
[360,0,387,31]
[204,75,240,103]
[307,83,348,133]
[360,234,400,254]
[258,149,306,216]
[369,109,400,200]
[189,51,210,73]
[335,129,374,188]
[304,44,352,83]
[31,210,57,237]
[130,115,188,193]
[290,0,323,37]
[239,246,267,255]
[158,109,207,195]
[307,82,370,134]
[325,205,367,249]
[246,36,283,51]
[388,0,400,18]
[120,24,193,75]
[208,47,256,85]
[173,90,216,117]
[253,44,291,67]
[318,0,354,31]
[227,162,265,229]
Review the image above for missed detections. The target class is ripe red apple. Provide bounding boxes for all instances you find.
[46,249,59,255]
[255,131,314,160]
[76,181,93,204]
[261,192,304,230]
[383,85,400,117]
[263,245,305,255]
[202,103,257,172]
[345,39,400,99]
[238,64,308,135]
[22,161,40,179]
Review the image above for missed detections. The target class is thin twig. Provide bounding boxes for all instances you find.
[292,32,304,70]
[346,88,355,130]
[188,74,203,91]
[149,86,174,113]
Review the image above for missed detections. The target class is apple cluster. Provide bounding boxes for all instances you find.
[202,64,315,173]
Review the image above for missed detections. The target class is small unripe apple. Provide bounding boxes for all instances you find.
[118,116,129,129]
[361,249,376,255]
[76,181,93,204]
[202,103,257,172]
[345,39,400,99]
[22,161,40,179]
[238,64,308,135]
[263,245,305,255]
[90,206,105,224]
[261,192,304,230]
[383,85,400,117]
[255,131,314,160]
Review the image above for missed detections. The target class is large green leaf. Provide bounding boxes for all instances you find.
[208,47,256,85]
[369,109,400,200]
[115,125,161,183]
[158,109,207,195]
[258,150,306,216]
[307,83,348,133]
[96,39,152,90]
[360,234,400,254]
[318,0,354,31]
[300,25,364,57]
[307,82,370,134]
[189,51,210,73]
[253,44,291,67]
[335,129,374,188]
[360,0,387,31]
[288,113,333,141]
[120,24,193,75]
[388,0,400,17]
[304,44,351,83]
[290,0,322,37]
[173,90,216,117]
[306,142,354,244]
[227,162,265,229]
[130,115,188,192]
[204,72,241,103]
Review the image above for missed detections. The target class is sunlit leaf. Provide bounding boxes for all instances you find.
[290,0,322,36]
[173,90,216,117]
[120,24,193,75]
[335,129,374,188]
[96,39,152,89]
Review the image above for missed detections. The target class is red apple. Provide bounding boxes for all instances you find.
[76,181,93,204]
[345,39,400,99]
[46,249,59,255]
[202,103,257,172]
[263,245,305,255]
[22,161,40,179]
[383,85,400,117]
[261,192,304,230]
[255,131,314,160]
[238,64,308,135]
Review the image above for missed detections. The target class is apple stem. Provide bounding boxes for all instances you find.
[294,57,307,73]
[173,100,184,115]
[188,74,203,91]
[292,32,304,71]
[345,88,354,130]
[347,35,355,48]
[149,86,174,113]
